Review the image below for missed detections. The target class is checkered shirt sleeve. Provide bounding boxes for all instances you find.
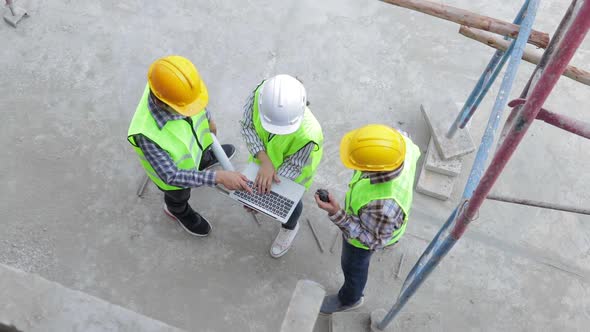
[329,199,405,250]
[135,135,216,188]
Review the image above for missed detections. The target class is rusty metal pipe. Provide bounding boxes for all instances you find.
[487,194,590,216]
[451,0,590,240]
[536,108,590,140]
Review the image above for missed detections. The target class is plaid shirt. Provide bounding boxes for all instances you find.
[240,84,315,180]
[330,167,406,251]
[133,93,217,188]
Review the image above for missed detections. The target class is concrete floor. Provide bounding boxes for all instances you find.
[1,0,590,331]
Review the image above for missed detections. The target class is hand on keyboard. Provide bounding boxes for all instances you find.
[255,156,280,194]
[234,180,295,219]
[216,171,253,193]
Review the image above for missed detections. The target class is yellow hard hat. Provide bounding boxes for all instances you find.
[147,55,209,116]
[340,124,406,171]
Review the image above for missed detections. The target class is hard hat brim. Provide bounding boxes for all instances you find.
[260,115,302,135]
[339,130,360,170]
[170,79,209,117]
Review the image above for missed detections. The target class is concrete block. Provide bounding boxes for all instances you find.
[280,280,326,332]
[424,138,462,177]
[331,312,370,332]
[0,263,184,332]
[416,157,455,200]
[421,101,475,160]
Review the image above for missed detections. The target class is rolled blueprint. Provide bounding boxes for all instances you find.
[210,134,235,171]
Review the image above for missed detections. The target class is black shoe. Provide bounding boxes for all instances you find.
[319,294,364,315]
[164,205,212,236]
[199,144,236,171]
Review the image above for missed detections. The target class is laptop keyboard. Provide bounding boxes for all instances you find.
[233,181,295,219]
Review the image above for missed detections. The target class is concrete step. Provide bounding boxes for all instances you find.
[0,263,185,332]
[280,279,326,332]
[424,138,462,177]
[420,101,475,160]
[416,147,455,200]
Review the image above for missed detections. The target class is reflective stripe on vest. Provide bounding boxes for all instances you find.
[127,84,213,191]
[250,85,324,190]
[345,135,421,250]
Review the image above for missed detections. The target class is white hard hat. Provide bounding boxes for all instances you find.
[258,74,307,135]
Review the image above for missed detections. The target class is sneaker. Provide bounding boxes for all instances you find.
[163,205,212,237]
[320,294,364,315]
[199,144,236,171]
[270,222,300,258]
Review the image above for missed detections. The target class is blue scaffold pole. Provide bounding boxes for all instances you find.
[446,0,530,139]
[461,0,539,199]
[376,0,540,330]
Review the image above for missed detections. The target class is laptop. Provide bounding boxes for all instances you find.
[228,163,305,223]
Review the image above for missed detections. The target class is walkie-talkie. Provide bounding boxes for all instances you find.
[316,189,330,203]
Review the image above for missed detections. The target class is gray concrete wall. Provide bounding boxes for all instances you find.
[0,263,184,332]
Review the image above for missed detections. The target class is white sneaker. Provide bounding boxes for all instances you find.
[270,222,300,258]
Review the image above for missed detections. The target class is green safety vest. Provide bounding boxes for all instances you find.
[345,135,421,250]
[250,85,324,190]
[127,84,213,191]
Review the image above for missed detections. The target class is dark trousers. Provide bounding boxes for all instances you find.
[338,237,373,305]
[164,188,193,217]
[283,200,303,230]
[164,188,302,229]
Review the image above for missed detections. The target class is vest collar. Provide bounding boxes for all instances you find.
[147,93,186,129]
[361,163,404,184]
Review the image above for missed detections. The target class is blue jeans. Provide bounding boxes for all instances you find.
[338,237,373,305]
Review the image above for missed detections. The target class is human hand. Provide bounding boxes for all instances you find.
[216,171,253,193]
[255,159,280,194]
[314,192,340,216]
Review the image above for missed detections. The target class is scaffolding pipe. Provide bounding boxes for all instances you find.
[377,0,590,330]
[500,0,579,148]
[446,0,529,139]
[378,4,539,328]
[6,0,15,15]
[377,208,459,329]
[508,98,590,140]
[486,194,590,216]
[379,0,549,48]
[445,51,504,139]
[521,0,579,96]
[537,109,590,139]
[451,0,590,239]
[461,0,538,199]
[459,26,590,87]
